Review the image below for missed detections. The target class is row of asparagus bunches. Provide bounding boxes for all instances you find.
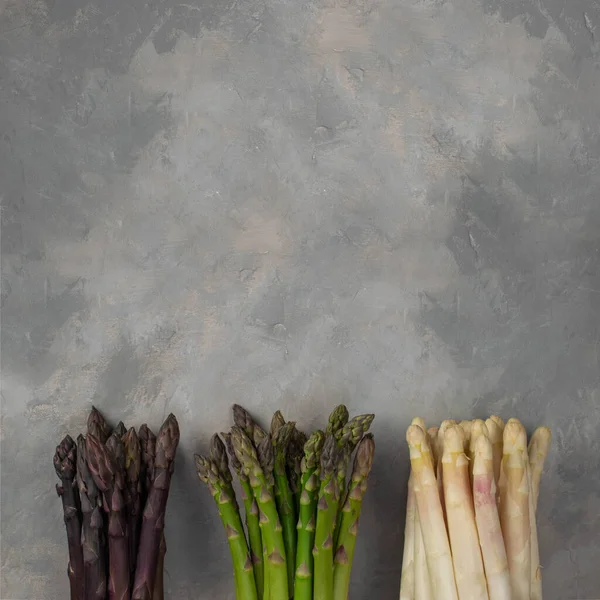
[195,404,376,600]
[54,407,180,600]
[399,416,552,600]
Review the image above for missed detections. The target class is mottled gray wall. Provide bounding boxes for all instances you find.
[1,0,599,596]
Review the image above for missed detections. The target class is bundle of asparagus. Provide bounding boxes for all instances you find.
[53,407,180,600]
[399,416,552,600]
[194,404,376,600]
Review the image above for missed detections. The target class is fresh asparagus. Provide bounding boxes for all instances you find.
[287,427,308,513]
[114,421,127,439]
[123,427,142,584]
[223,431,265,600]
[76,435,107,600]
[271,410,286,437]
[88,406,111,444]
[54,435,85,600]
[333,414,375,550]
[86,433,130,600]
[313,435,343,600]
[326,405,349,437]
[231,425,289,600]
[132,414,180,600]
[294,429,325,600]
[195,451,258,600]
[138,424,156,502]
[273,421,298,597]
[233,404,257,439]
[333,434,375,600]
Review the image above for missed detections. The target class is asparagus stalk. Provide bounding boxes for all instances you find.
[498,419,530,600]
[528,426,551,510]
[231,425,289,600]
[132,415,180,600]
[406,424,458,600]
[333,414,375,550]
[224,432,265,600]
[442,425,488,600]
[294,430,325,600]
[313,435,342,600]
[525,455,542,600]
[195,452,258,600]
[123,428,142,584]
[86,434,130,600]
[138,424,156,502]
[414,506,433,600]
[152,535,166,600]
[88,406,111,444]
[472,432,511,600]
[233,404,257,440]
[54,435,85,600]
[326,404,349,437]
[273,422,298,597]
[333,434,375,600]
[399,472,416,600]
[76,435,107,600]
[287,426,308,514]
[114,421,127,439]
[485,418,504,492]
[271,410,286,437]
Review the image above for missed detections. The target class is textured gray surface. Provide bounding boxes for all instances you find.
[1,0,600,596]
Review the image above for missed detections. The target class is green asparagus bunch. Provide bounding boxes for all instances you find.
[195,404,376,600]
[53,407,180,600]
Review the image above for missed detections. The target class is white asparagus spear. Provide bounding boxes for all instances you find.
[472,432,511,600]
[437,420,457,518]
[499,418,531,600]
[489,415,505,431]
[414,503,433,600]
[399,471,416,600]
[485,418,504,491]
[406,424,458,600]
[428,426,440,466]
[528,426,552,510]
[526,457,542,600]
[469,420,487,480]
[443,425,489,600]
[459,420,472,446]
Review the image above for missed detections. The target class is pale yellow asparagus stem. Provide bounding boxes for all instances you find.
[485,418,504,491]
[406,425,458,600]
[414,505,433,600]
[472,432,511,600]
[489,415,505,431]
[526,458,542,600]
[469,420,487,482]
[499,419,531,600]
[442,426,488,600]
[399,472,416,600]
[427,427,440,466]
[436,420,456,518]
[528,426,551,510]
[459,420,472,446]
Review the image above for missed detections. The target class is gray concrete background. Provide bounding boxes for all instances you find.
[1,0,599,596]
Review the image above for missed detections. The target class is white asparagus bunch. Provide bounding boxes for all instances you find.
[399,416,551,600]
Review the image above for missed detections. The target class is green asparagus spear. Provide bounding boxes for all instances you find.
[223,432,265,600]
[231,426,289,600]
[195,450,258,600]
[287,427,308,513]
[313,435,343,600]
[54,435,85,600]
[294,430,325,600]
[270,410,286,438]
[273,422,298,597]
[333,414,375,550]
[114,421,127,439]
[326,405,349,437]
[333,435,375,600]
[233,404,256,439]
